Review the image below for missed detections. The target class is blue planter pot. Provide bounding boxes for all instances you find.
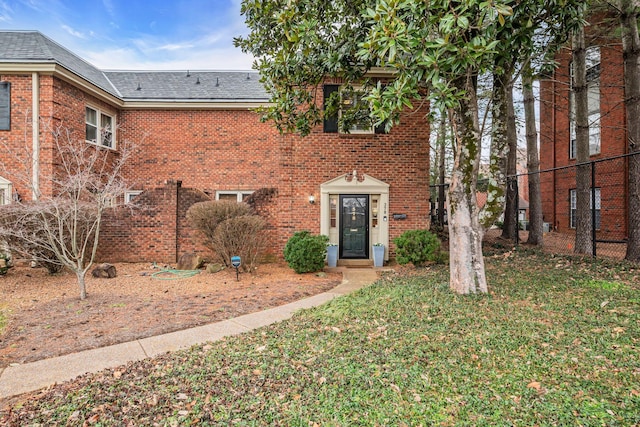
[327,245,338,267]
[373,245,385,267]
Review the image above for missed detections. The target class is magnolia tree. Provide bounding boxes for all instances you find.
[237,0,587,293]
[0,122,134,300]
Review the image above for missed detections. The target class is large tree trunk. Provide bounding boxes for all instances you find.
[620,1,640,262]
[523,61,543,245]
[483,70,508,230]
[572,27,593,255]
[448,73,487,294]
[496,69,519,240]
[77,270,87,300]
[437,112,447,229]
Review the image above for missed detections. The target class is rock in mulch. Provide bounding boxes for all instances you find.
[91,263,117,278]
[177,253,202,270]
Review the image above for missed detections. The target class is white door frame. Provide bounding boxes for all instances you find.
[319,172,389,260]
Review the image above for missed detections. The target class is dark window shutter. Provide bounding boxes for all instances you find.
[323,84,339,133]
[0,82,10,131]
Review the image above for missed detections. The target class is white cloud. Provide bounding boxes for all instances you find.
[0,1,13,22]
[102,0,115,17]
[18,0,46,13]
[82,45,254,71]
[61,24,86,39]
[5,0,256,71]
[156,42,195,52]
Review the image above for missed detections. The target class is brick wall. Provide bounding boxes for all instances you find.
[0,75,122,200]
[276,109,431,251]
[539,27,628,238]
[111,102,430,261]
[98,180,182,263]
[118,109,282,191]
[0,74,35,200]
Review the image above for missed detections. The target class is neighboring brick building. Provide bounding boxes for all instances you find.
[0,31,430,264]
[539,25,629,241]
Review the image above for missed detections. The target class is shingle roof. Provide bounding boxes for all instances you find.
[0,31,120,97]
[0,31,269,103]
[104,70,267,102]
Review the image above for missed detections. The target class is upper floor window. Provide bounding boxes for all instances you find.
[86,106,115,149]
[340,86,374,134]
[323,84,386,135]
[570,47,601,159]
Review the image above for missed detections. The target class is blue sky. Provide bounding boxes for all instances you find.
[0,0,255,70]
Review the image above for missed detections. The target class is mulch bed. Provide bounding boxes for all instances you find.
[0,262,342,368]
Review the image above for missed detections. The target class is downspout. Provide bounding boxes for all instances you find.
[31,72,40,200]
[551,70,557,229]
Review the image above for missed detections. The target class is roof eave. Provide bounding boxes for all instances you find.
[121,100,271,110]
[0,61,124,107]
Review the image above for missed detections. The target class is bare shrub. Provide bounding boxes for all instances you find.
[186,201,266,271]
[0,205,68,274]
[212,216,266,272]
[186,200,253,243]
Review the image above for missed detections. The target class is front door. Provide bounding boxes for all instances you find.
[340,195,369,259]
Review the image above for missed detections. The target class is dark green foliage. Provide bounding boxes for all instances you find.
[283,231,329,274]
[394,229,444,266]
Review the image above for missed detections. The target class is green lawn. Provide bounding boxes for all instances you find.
[3,249,640,426]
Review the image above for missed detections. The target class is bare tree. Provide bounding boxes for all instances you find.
[0,121,134,299]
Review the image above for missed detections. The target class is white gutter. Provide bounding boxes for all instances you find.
[31,72,39,200]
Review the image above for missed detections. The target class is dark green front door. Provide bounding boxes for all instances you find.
[340,195,369,259]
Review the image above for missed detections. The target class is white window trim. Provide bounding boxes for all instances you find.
[0,176,12,205]
[570,188,601,230]
[125,190,143,204]
[86,106,116,149]
[216,191,254,202]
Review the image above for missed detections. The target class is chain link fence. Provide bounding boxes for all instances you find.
[430,151,639,262]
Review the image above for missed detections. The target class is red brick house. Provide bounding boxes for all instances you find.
[0,31,430,265]
[539,25,629,241]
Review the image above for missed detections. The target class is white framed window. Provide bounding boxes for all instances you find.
[340,86,374,134]
[570,188,601,230]
[0,176,12,205]
[216,191,253,202]
[125,190,143,204]
[86,106,115,148]
[569,47,601,159]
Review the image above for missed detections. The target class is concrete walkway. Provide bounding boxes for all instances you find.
[0,268,378,401]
